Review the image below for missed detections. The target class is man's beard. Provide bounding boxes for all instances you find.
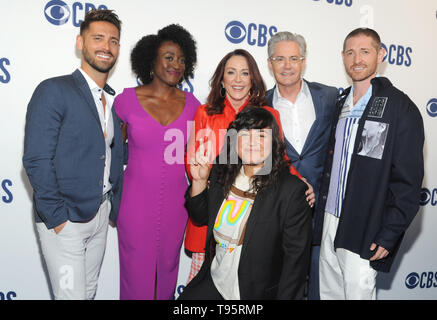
[347,64,377,82]
[82,48,116,73]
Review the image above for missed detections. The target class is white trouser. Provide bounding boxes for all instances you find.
[36,199,111,300]
[319,211,377,300]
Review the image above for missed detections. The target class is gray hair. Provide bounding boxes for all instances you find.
[267,31,307,58]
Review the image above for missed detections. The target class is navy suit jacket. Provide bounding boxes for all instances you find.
[265,80,338,203]
[23,69,124,228]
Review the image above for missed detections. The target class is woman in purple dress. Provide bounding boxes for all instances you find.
[114,24,200,300]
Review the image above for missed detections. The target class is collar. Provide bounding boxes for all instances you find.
[103,84,116,96]
[349,73,379,106]
[224,96,250,114]
[273,79,309,105]
[339,76,392,106]
[78,68,115,95]
[370,75,392,92]
[345,83,373,118]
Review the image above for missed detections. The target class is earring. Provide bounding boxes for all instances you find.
[220,84,226,98]
[150,70,154,79]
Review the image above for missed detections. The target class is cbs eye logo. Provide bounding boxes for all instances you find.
[224,20,277,47]
[405,271,437,289]
[44,0,108,27]
[426,98,437,117]
[420,188,436,206]
[225,21,247,44]
[405,272,420,289]
[44,0,70,25]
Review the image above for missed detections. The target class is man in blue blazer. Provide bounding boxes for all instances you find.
[265,31,338,300]
[23,9,124,300]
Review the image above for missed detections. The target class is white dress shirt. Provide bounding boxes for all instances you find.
[273,80,316,154]
[79,68,114,195]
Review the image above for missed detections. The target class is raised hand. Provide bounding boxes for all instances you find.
[190,138,212,197]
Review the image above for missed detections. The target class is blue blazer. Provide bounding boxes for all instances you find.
[23,69,124,228]
[265,80,338,203]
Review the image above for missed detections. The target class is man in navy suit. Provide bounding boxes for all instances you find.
[23,9,124,300]
[265,31,338,300]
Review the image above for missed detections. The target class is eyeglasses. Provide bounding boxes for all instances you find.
[270,56,305,65]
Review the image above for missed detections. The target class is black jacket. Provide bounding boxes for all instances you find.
[313,77,424,272]
[185,166,312,299]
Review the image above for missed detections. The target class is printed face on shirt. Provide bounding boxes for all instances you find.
[342,34,385,83]
[222,55,252,110]
[268,40,306,90]
[76,21,120,74]
[152,41,186,86]
[237,128,272,166]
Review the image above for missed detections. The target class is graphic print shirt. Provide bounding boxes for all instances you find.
[210,168,255,299]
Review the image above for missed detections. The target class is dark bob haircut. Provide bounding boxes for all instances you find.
[80,9,122,35]
[131,24,197,85]
[206,49,267,116]
[217,106,290,197]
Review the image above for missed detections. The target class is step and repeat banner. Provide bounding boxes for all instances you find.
[1,0,436,300]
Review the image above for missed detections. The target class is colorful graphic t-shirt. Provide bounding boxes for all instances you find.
[210,168,255,300]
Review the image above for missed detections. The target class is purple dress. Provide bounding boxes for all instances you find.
[114,88,200,299]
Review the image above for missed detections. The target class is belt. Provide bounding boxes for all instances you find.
[101,191,111,204]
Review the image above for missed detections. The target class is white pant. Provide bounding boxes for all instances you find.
[319,211,377,300]
[36,199,111,300]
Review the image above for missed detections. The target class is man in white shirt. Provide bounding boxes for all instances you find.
[265,31,338,300]
[23,9,124,300]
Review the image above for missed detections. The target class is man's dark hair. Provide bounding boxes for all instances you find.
[343,27,381,51]
[80,9,122,35]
